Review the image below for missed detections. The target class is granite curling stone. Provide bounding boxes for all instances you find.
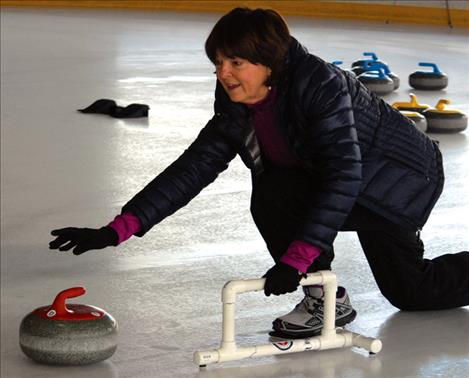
[423,99,467,133]
[19,287,118,365]
[364,61,399,90]
[351,52,386,77]
[358,68,394,95]
[400,111,427,133]
[351,52,386,69]
[352,62,399,90]
[392,93,430,114]
[409,62,448,90]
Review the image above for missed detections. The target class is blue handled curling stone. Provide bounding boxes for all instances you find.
[351,61,399,90]
[392,94,430,114]
[399,111,427,133]
[362,61,399,90]
[358,68,394,96]
[409,62,448,90]
[423,99,467,133]
[351,52,387,68]
[19,287,118,365]
[351,53,385,76]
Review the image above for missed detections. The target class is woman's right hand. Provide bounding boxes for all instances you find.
[49,227,119,255]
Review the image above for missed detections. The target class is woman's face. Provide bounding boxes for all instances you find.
[215,52,271,105]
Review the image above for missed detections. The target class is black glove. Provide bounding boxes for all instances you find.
[49,227,119,255]
[263,262,305,296]
[78,99,149,118]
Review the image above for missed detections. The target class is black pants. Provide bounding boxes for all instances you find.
[250,168,469,311]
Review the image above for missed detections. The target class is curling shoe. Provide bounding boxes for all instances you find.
[270,285,356,339]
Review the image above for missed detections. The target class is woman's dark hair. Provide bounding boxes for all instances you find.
[205,7,291,86]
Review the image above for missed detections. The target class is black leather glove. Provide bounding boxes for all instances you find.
[263,262,305,296]
[78,99,149,118]
[49,226,119,255]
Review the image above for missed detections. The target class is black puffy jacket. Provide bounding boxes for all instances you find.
[122,37,444,254]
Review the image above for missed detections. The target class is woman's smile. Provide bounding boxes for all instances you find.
[226,83,241,90]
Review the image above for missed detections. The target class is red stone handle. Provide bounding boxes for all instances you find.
[50,287,86,317]
[33,287,104,320]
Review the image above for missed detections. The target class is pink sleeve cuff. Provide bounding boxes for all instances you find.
[107,212,142,245]
[280,240,321,273]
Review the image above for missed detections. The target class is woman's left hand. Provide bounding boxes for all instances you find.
[263,262,303,296]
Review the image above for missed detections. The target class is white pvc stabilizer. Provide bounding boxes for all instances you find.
[193,271,382,366]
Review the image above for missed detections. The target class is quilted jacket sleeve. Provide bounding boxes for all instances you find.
[294,63,362,253]
[122,115,237,236]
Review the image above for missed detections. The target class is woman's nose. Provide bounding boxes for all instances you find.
[218,62,232,79]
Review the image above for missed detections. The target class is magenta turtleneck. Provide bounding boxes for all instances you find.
[247,87,300,168]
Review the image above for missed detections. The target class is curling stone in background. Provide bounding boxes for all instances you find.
[358,68,394,96]
[400,111,428,132]
[351,52,386,76]
[362,61,399,90]
[351,52,387,68]
[19,287,118,365]
[392,93,430,114]
[351,60,399,91]
[423,99,467,133]
[409,62,448,90]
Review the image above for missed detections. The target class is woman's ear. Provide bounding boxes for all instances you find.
[265,67,273,88]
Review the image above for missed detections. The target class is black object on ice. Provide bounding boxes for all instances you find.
[78,99,149,118]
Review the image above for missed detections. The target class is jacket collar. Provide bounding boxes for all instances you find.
[286,36,309,69]
[276,36,309,94]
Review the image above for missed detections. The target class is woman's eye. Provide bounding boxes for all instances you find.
[232,60,243,67]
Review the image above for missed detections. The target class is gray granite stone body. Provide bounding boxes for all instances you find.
[19,306,118,365]
[409,74,449,90]
[425,113,468,133]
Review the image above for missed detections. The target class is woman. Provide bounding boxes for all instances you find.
[50,7,469,339]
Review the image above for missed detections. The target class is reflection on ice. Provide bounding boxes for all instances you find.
[119,76,215,84]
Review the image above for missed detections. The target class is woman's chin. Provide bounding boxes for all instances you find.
[228,94,244,103]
